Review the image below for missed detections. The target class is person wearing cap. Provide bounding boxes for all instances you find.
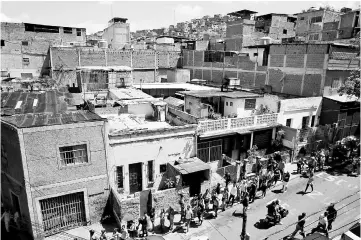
[326,203,337,230]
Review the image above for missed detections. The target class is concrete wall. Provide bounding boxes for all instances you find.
[102,22,130,49]
[339,11,358,39]
[278,97,322,128]
[184,95,203,117]
[256,94,281,113]
[167,69,191,83]
[21,121,108,238]
[240,48,265,66]
[156,37,174,44]
[223,97,261,117]
[107,125,197,198]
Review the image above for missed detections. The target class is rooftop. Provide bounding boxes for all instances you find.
[324,95,359,103]
[179,90,262,99]
[76,66,133,72]
[1,111,103,128]
[133,82,218,91]
[227,9,258,16]
[163,97,184,108]
[256,13,297,19]
[173,157,211,175]
[109,88,154,101]
[107,114,172,135]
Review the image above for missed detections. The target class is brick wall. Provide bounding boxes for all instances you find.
[51,48,78,69]
[52,70,76,86]
[302,74,322,96]
[283,74,303,95]
[157,52,169,68]
[133,51,156,68]
[268,69,283,92]
[133,70,156,83]
[224,70,237,79]
[211,70,223,84]
[80,49,106,66]
[169,52,181,68]
[194,51,204,67]
[255,73,266,88]
[107,51,131,66]
[194,69,202,79]
[306,54,326,68]
[285,54,305,68]
[270,55,284,67]
[152,187,190,213]
[203,70,211,83]
[238,71,255,87]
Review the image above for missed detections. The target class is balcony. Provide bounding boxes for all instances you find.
[197,113,279,135]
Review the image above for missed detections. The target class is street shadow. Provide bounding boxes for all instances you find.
[296,191,306,195]
[254,220,273,230]
[232,210,243,218]
[291,172,299,175]
[271,189,284,194]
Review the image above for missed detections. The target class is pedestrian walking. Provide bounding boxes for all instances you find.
[197,201,204,225]
[282,171,290,193]
[229,182,237,206]
[260,179,267,198]
[138,216,148,237]
[290,212,306,239]
[179,194,185,223]
[185,205,193,233]
[212,195,219,218]
[160,208,165,233]
[225,172,231,187]
[304,171,314,193]
[242,192,249,215]
[203,189,211,211]
[326,203,337,230]
[278,159,285,178]
[215,183,221,195]
[168,206,175,231]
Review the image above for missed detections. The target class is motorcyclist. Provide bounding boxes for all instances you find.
[274,200,283,225]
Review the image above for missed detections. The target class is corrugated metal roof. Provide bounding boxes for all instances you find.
[1,111,103,128]
[173,157,211,175]
[180,90,261,99]
[109,88,153,100]
[164,97,184,107]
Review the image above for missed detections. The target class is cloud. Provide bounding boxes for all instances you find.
[74,21,107,34]
[174,4,203,22]
[0,12,30,23]
[98,1,113,5]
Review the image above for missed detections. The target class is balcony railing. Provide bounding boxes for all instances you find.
[197,113,278,135]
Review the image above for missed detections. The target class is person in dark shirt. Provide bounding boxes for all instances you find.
[225,172,231,187]
[242,192,249,215]
[326,203,337,230]
[290,213,306,238]
[215,183,221,195]
[249,181,257,203]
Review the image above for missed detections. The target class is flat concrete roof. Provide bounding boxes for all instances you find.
[133,83,219,91]
[180,89,262,99]
[324,95,359,103]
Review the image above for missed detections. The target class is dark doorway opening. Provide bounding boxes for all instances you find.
[182,171,207,197]
[129,163,142,194]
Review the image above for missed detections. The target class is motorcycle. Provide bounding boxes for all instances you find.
[257,199,289,228]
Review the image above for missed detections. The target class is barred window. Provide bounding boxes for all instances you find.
[116,166,124,188]
[59,144,88,166]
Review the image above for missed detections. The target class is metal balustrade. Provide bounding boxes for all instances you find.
[197,113,278,134]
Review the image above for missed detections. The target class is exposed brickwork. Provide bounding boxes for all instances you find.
[51,48,78,69]
[153,187,190,213]
[238,56,256,70]
[256,66,267,72]
[302,74,322,96]
[268,69,283,92]
[80,49,106,66]
[269,55,284,67]
[107,51,131,66]
[269,45,286,54]
[133,51,156,68]
[203,69,211,82]
[286,45,307,54]
[211,70,223,84]
[306,54,325,69]
[255,73,266,88]
[286,54,305,68]
[224,71,237,79]
[238,71,255,87]
[283,74,302,95]
[183,51,190,66]
[133,70,155,83]
[169,52,181,68]
[194,51,204,67]
[212,62,223,69]
[157,52,169,68]
[307,44,329,54]
[52,70,76,86]
[194,69,203,79]
[120,197,140,222]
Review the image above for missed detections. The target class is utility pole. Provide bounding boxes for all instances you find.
[241,212,249,240]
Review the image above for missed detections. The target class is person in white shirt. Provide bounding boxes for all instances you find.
[185,205,193,233]
[228,182,237,206]
[311,213,329,238]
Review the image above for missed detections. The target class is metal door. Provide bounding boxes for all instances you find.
[129,163,142,194]
[40,192,86,236]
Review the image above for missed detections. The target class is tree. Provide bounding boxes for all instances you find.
[337,70,360,99]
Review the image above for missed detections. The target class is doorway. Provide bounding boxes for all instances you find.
[139,190,151,217]
[129,163,142,194]
[182,171,204,197]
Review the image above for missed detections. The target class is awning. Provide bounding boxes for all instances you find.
[173,157,211,175]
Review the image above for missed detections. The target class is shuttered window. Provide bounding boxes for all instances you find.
[116,166,124,189]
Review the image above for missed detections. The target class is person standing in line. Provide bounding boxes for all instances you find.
[179,194,185,223]
[260,179,268,199]
[282,171,290,193]
[160,208,165,233]
[149,207,156,232]
[326,203,338,230]
[212,195,219,218]
[168,206,175,231]
[185,205,193,233]
[278,158,285,179]
[242,192,249,215]
[229,182,237,206]
[225,172,231,187]
[222,187,229,211]
[203,189,211,211]
[304,171,314,193]
[197,201,204,225]
[289,212,306,239]
[215,183,221,195]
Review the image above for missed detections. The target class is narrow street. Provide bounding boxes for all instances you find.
[164,170,360,240]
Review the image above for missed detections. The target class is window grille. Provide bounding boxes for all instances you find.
[59,144,88,166]
[116,166,124,188]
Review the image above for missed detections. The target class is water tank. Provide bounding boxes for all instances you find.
[98,40,108,49]
[260,37,272,45]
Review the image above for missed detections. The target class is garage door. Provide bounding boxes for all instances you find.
[40,192,86,236]
[253,129,273,149]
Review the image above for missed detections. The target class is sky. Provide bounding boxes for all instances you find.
[1,0,360,34]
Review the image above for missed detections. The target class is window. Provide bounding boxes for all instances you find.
[253,53,258,57]
[230,102,233,106]
[300,17,305,20]
[76,29,82,37]
[226,102,228,106]
[1,40,4,47]
[160,164,167,173]
[309,34,320,41]
[148,160,154,182]
[22,41,29,46]
[286,119,292,127]
[245,99,256,110]
[310,16,322,23]
[10,192,21,215]
[63,27,73,34]
[302,116,309,128]
[311,115,316,127]
[59,144,88,166]
[22,58,30,64]
[116,166,124,188]
[283,29,287,34]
